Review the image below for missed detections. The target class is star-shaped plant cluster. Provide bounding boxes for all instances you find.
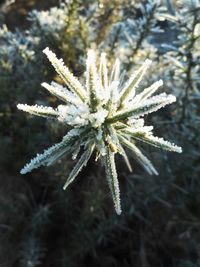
[17,48,182,214]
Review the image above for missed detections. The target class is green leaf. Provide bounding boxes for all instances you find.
[20,131,78,174]
[99,52,108,89]
[41,82,81,105]
[104,147,121,215]
[110,58,120,84]
[118,59,152,108]
[86,50,100,112]
[119,135,158,175]
[121,129,182,153]
[107,94,176,123]
[63,143,95,190]
[43,48,87,102]
[134,80,163,102]
[118,143,133,172]
[17,104,58,119]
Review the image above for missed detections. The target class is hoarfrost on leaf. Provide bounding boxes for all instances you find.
[17,47,182,215]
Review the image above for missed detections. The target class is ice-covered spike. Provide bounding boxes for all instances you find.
[117,142,132,172]
[106,125,121,154]
[20,131,78,174]
[105,147,121,215]
[63,143,94,190]
[124,130,182,153]
[43,47,87,102]
[135,80,163,102]
[107,81,120,116]
[107,94,176,123]
[107,125,120,146]
[86,49,100,112]
[99,52,108,89]
[127,118,145,128]
[119,135,158,176]
[119,59,152,107]
[110,58,120,84]
[17,104,58,119]
[41,82,81,105]
[120,126,154,135]
[17,47,182,216]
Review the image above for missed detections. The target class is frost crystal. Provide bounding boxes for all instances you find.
[17,48,182,215]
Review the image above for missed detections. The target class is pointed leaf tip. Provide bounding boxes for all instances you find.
[43,47,50,54]
[119,58,153,106]
[17,103,23,110]
[116,207,122,215]
[177,147,182,153]
[158,79,163,86]
[87,49,96,60]
[20,169,26,175]
[105,148,122,215]
[42,47,87,101]
[145,59,152,65]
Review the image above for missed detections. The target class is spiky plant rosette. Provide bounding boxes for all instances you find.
[17,48,182,214]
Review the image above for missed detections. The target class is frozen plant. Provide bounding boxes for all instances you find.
[17,48,182,215]
[28,5,69,40]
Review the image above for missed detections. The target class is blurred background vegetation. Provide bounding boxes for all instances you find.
[0,0,200,266]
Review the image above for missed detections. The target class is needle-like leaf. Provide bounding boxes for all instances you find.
[18,48,182,215]
[119,135,158,175]
[119,59,152,108]
[110,58,120,84]
[107,93,176,123]
[105,147,121,215]
[17,104,58,119]
[43,47,87,102]
[99,52,108,89]
[20,131,78,174]
[41,82,81,105]
[121,129,182,153]
[86,50,100,112]
[63,143,94,190]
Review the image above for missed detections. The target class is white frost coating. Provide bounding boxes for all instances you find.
[109,81,120,104]
[99,52,108,89]
[130,93,176,118]
[43,47,87,101]
[110,58,120,84]
[124,126,154,134]
[66,128,85,138]
[41,82,82,106]
[17,104,58,118]
[119,59,152,104]
[134,133,182,153]
[119,135,158,176]
[96,129,103,141]
[105,148,121,215]
[17,48,182,215]
[63,143,95,190]
[133,79,164,104]
[86,49,103,110]
[95,129,107,157]
[57,104,90,126]
[89,108,108,128]
[95,78,106,102]
[20,131,76,174]
[88,62,106,103]
[110,93,176,123]
[128,118,145,128]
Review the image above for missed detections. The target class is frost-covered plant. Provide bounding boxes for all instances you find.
[163,0,200,124]
[102,0,172,66]
[123,0,167,54]
[17,48,182,214]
